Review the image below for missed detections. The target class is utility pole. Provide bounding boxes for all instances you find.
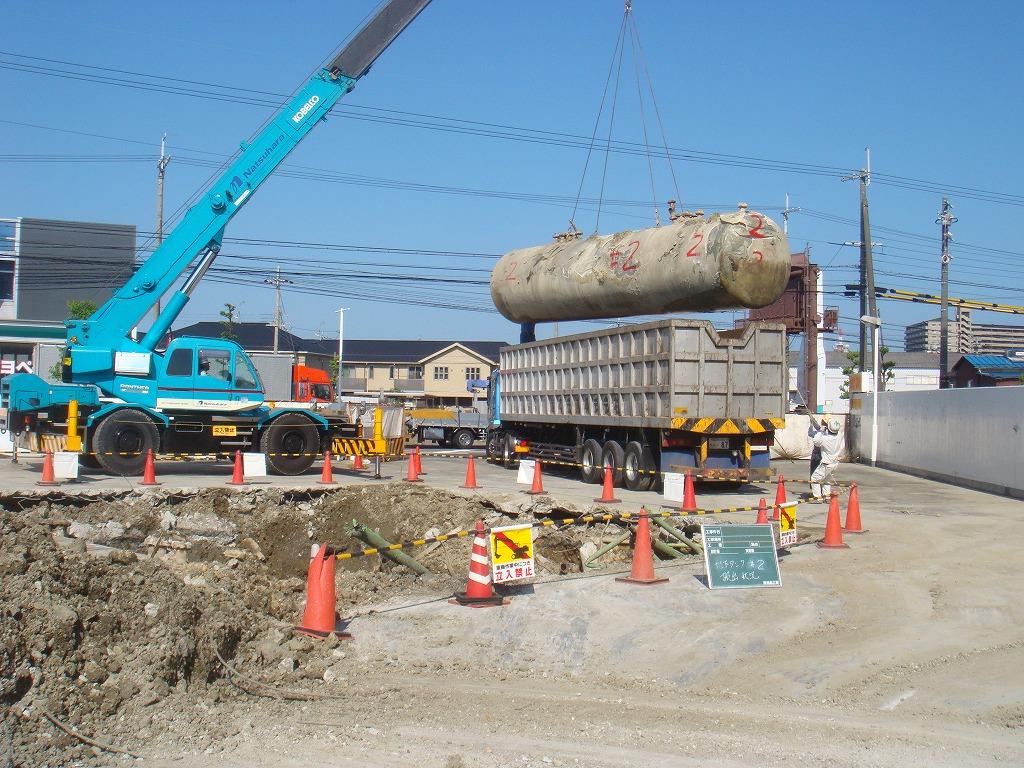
[154,133,170,320]
[264,266,293,354]
[782,193,800,235]
[937,197,957,388]
[843,149,877,376]
[337,307,350,399]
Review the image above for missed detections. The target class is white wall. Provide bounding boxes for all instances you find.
[819,365,940,416]
[852,386,1024,498]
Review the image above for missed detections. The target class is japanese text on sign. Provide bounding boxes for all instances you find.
[489,523,535,584]
[701,524,782,590]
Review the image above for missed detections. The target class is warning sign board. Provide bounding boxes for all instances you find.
[778,501,797,532]
[777,502,797,548]
[489,523,535,583]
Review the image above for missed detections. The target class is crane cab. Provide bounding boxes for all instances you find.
[155,337,265,412]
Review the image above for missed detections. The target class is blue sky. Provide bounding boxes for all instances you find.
[2,0,1022,348]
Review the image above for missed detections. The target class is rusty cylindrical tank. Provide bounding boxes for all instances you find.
[490,206,790,324]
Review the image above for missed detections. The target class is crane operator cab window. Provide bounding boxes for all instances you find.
[166,348,193,377]
[233,356,258,390]
[198,349,232,382]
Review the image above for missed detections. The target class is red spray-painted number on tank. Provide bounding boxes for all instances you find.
[505,259,518,282]
[748,213,767,239]
[686,231,704,258]
[609,241,640,274]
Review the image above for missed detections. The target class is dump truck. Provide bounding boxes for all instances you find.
[484,318,787,489]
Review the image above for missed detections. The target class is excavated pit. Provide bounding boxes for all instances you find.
[0,484,633,765]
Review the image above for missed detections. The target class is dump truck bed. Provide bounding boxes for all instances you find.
[499,319,787,430]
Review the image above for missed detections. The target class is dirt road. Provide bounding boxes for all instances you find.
[4,461,1023,766]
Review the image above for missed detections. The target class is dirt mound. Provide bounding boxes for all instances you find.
[0,485,641,765]
[0,508,275,765]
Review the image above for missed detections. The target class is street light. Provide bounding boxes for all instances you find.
[860,314,881,467]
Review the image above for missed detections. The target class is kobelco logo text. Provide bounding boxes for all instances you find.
[292,94,320,124]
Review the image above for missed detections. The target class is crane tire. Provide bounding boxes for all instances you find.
[260,413,319,475]
[93,408,159,477]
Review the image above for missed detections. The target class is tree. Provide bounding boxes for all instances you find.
[66,299,98,319]
[49,300,99,380]
[329,355,340,383]
[840,347,896,399]
[219,303,238,341]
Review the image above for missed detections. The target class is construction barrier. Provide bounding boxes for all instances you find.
[330,500,805,563]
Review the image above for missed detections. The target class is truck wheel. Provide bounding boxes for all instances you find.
[579,439,603,484]
[93,408,159,476]
[260,413,318,475]
[623,441,655,491]
[601,440,625,485]
[485,431,503,464]
[502,434,520,469]
[453,429,475,449]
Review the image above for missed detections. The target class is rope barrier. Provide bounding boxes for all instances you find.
[22,444,855,486]
[334,500,805,562]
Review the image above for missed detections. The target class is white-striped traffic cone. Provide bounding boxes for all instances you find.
[450,520,508,608]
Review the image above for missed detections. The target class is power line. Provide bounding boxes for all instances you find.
[4,50,1021,206]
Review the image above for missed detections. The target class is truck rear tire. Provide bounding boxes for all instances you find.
[260,413,319,475]
[623,441,655,491]
[453,429,475,449]
[502,434,520,469]
[579,439,603,484]
[93,408,159,476]
[601,440,625,485]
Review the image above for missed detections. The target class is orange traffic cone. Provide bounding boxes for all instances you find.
[414,445,425,476]
[36,451,58,487]
[616,509,669,585]
[593,466,621,504]
[295,543,351,639]
[451,520,508,607]
[523,460,547,495]
[460,454,480,489]
[352,453,366,471]
[817,491,850,549]
[844,483,866,533]
[403,451,421,483]
[680,471,697,513]
[755,497,769,524]
[775,474,787,506]
[229,450,245,486]
[319,451,336,485]
[140,448,160,486]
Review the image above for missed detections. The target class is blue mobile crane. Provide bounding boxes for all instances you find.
[1,0,431,475]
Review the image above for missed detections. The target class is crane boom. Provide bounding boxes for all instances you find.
[69,0,431,358]
[1,0,431,478]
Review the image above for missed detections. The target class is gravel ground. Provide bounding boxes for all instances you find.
[1,461,1022,767]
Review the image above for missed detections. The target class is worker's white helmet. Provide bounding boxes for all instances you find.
[826,417,842,434]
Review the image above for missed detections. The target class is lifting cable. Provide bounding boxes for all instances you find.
[570,10,629,235]
[571,2,683,234]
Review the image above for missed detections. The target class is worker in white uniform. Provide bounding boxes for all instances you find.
[807,416,843,501]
